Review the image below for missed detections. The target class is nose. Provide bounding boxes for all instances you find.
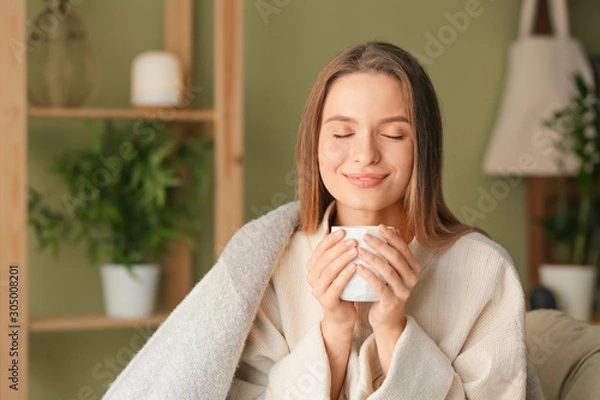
[352,133,380,165]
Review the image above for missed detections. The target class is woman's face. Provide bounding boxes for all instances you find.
[318,72,415,221]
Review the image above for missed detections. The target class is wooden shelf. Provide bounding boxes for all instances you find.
[29,311,171,332]
[29,107,215,122]
[0,0,243,397]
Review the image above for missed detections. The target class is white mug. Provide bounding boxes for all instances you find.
[331,226,389,302]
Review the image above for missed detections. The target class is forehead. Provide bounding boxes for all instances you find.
[322,72,409,121]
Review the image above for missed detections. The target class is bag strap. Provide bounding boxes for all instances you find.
[519,0,569,38]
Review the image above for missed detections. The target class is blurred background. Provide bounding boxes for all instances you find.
[21,0,600,398]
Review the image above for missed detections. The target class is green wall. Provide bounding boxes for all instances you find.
[26,0,600,398]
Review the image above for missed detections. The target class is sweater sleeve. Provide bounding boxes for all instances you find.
[228,282,332,400]
[361,256,528,399]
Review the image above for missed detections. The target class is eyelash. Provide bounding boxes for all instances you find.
[332,133,353,139]
[383,134,404,140]
[332,133,404,140]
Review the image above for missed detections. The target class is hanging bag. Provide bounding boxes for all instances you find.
[482,0,594,176]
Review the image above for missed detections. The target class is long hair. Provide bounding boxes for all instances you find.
[295,41,484,248]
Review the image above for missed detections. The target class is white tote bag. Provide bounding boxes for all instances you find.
[482,0,594,176]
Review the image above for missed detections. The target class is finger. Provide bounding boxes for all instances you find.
[362,233,405,271]
[355,264,393,300]
[326,263,358,302]
[307,228,346,271]
[376,225,422,274]
[360,243,419,291]
[310,245,358,295]
[357,246,405,292]
[313,237,357,280]
[322,236,358,269]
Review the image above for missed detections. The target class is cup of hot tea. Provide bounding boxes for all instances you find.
[331,226,390,302]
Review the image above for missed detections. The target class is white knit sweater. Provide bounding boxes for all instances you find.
[229,204,529,399]
[103,201,541,400]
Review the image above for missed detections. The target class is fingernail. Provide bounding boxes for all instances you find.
[363,233,372,242]
[347,248,357,256]
[334,229,344,236]
[344,238,355,247]
[348,263,357,272]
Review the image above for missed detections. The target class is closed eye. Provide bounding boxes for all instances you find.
[333,133,354,139]
[382,134,404,140]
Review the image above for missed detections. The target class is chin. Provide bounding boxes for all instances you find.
[336,196,401,214]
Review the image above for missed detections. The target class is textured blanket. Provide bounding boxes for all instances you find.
[103,202,301,400]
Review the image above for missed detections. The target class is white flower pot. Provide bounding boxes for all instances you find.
[100,263,160,319]
[539,264,597,321]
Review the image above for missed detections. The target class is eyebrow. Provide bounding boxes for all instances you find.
[322,114,410,125]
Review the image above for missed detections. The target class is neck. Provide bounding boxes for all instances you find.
[332,202,414,242]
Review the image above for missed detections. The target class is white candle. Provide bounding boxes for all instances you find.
[131,51,183,107]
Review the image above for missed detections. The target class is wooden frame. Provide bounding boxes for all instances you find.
[215,0,245,254]
[527,178,553,286]
[0,1,28,398]
[0,0,244,396]
[526,0,558,288]
[161,0,195,311]
[29,107,215,122]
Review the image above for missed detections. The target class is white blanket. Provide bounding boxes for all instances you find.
[103,202,301,400]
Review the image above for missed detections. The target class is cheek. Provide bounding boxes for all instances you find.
[389,143,415,179]
[401,154,414,172]
[399,142,415,168]
[318,140,347,168]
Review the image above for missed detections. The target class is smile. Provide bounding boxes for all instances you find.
[343,173,387,188]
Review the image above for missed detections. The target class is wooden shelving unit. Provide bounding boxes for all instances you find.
[0,1,244,398]
[30,312,171,333]
[29,107,216,123]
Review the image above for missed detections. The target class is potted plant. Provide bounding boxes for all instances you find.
[538,73,600,321]
[28,120,210,319]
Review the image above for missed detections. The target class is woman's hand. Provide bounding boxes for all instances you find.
[306,228,360,328]
[306,228,360,399]
[356,224,422,375]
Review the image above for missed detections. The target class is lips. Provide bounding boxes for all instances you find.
[344,173,387,188]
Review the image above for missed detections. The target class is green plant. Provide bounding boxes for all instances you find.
[28,120,211,269]
[542,73,600,265]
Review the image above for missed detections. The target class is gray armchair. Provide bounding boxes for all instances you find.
[526,309,600,400]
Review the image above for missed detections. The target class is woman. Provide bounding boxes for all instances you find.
[228,41,527,399]
[104,42,535,399]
